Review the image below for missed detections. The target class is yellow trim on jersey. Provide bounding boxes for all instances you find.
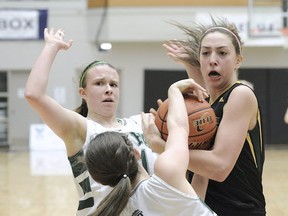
[257,110,263,152]
[246,133,257,168]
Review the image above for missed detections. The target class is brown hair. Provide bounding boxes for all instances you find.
[167,16,243,69]
[85,132,139,216]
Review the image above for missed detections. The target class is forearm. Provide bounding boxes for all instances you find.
[191,173,208,201]
[184,63,206,89]
[26,44,59,97]
[188,149,228,182]
[167,85,189,132]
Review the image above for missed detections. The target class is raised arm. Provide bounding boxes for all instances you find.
[163,41,206,89]
[25,28,85,156]
[154,79,208,194]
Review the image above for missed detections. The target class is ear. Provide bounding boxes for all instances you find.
[79,87,87,99]
[235,55,243,69]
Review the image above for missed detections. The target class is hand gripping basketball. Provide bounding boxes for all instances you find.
[154,94,217,150]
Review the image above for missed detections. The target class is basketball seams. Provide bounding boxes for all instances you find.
[155,94,217,150]
[187,106,213,115]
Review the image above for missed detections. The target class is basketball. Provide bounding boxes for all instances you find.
[154,94,217,150]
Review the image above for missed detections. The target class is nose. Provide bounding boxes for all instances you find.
[209,52,218,66]
[105,84,113,95]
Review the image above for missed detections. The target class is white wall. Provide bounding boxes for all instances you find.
[1,1,288,146]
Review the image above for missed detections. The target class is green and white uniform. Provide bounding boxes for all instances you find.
[69,115,157,216]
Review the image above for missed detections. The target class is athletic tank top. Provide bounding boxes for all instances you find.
[68,115,158,216]
[69,150,218,216]
[205,82,266,216]
[121,175,217,216]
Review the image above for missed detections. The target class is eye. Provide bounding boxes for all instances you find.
[95,81,104,86]
[201,51,209,56]
[219,51,227,56]
[110,82,118,88]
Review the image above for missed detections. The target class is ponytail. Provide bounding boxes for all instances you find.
[74,99,88,117]
[91,177,132,216]
[85,132,139,216]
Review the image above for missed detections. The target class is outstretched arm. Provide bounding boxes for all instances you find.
[25,28,85,156]
[154,79,208,195]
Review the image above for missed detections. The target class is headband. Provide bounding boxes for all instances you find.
[202,26,242,54]
[79,60,109,87]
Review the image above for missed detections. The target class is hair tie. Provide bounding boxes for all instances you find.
[123,174,128,178]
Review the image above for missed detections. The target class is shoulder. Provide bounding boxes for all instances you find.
[225,84,258,129]
[229,84,257,107]
[121,114,143,128]
[127,114,142,123]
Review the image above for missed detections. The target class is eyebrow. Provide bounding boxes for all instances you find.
[92,77,119,83]
[201,45,229,49]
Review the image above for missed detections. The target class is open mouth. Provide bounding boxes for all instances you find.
[208,71,220,78]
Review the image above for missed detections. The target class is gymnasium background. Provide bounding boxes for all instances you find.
[0,0,287,150]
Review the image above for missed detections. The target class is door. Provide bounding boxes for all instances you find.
[267,69,288,144]
[239,68,288,145]
[144,70,188,112]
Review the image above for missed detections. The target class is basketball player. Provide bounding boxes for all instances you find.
[159,17,266,215]
[24,28,158,216]
[82,78,217,215]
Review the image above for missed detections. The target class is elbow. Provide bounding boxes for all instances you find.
[210,165,231,182]
[213,173,228,182]
[24,90,40,103]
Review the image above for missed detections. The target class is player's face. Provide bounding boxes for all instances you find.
[199,32,241,91]
[82,65,120,117]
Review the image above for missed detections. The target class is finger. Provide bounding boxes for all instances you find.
[194,89,209,102]
[141,112,146,122]
[203,91,209,98]
[44,28,49,37]
[141,112,147,128]
[169,43,180,49]
[166,53,177,59]
[163,44,176,52]
[157,99,163,105]
[149,108,157,116]
[49,28,55,35]
[66,39,73,48]
[189,79,207,92]
[148,112,155,122]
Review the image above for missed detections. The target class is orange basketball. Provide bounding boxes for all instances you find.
[154,94,217,150]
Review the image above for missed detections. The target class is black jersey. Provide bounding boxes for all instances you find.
[205,82,266,216]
